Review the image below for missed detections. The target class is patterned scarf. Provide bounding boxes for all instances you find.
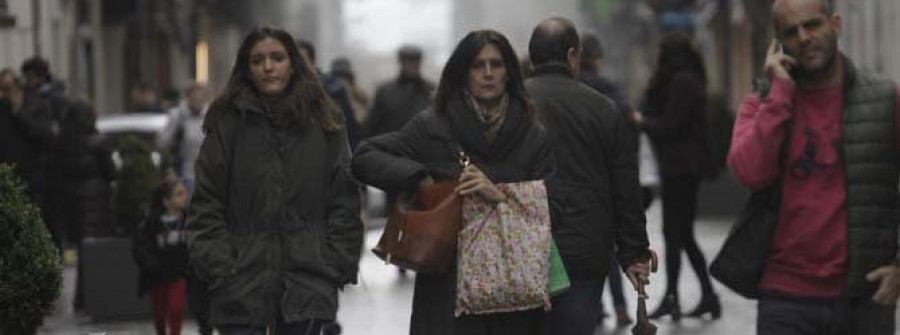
[465,92,509,143]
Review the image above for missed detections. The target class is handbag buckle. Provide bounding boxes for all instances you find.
[459,150,470,168]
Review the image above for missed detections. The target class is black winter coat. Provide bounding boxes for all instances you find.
[57,100,116,239]
[527,64,650,283]
[0,97,56,204]
[133,210,189,296]
[641,71,717,178]
[352,95,554,335]
[187,91,364,326]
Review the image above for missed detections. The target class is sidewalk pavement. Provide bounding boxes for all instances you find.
[37,196,900,335]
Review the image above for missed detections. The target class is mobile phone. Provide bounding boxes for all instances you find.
[774,40,800,78]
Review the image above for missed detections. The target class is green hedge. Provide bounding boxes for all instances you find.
[0,164,62,334]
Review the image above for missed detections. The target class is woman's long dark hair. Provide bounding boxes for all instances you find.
[645,31,707,115]
[434,30,535,121]
[205,26,340,132]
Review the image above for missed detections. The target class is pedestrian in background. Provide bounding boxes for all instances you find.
[727,0,900,333]
[129,82,164,113]
[352,29,554,335]
[159,84,209,185]
[362,44,434,139]
[19,57,67,255]
[0,68,16,99]
[297,40,363,150]
[330,57,369,129]
[187,26,363,334]
[133,178,191,335]
[0,69,57,214]
[157,83,213,335]
[525,18,652,335]
[632,31,720,321]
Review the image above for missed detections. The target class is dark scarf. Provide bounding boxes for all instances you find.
[443,92,531,161]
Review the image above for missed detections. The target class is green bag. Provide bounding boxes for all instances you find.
[548,238,570,296]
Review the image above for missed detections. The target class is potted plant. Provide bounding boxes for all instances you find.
[0,163,62,334]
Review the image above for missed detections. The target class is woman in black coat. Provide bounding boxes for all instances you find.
[632,32,720,321]
[352,30,554,335]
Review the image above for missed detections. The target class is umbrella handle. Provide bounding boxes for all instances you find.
[638,249,659,299]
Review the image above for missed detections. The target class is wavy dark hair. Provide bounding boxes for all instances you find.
[434,29,535,121]
[644,31,706,115]
[206,26,340,132]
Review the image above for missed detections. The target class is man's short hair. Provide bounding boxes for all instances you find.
[528,17,580,66]
[581,34,603,61]
[773,0,835,30]
[21,56,50,80]
[398,45,423,62]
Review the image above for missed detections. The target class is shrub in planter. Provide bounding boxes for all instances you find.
[0,163,63,334]
[111,135,160,236]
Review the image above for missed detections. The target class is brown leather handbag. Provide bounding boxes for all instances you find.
[371,151,469,274]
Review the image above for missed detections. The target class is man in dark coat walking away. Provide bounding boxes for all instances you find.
[362,45,435,139]
[525,18,652,335]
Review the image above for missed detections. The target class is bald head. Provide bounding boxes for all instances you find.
[528,17,580,67]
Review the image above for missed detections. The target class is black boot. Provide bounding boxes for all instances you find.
[686,293,721,319]
[648,293,681,321]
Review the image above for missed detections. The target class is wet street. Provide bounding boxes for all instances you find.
[37,184,900,335]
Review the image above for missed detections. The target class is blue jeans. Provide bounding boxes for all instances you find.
[757,293,895,335]
[551,281,604,335]
[218,320,329,335]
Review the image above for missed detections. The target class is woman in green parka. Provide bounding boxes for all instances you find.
[187,26,363,334]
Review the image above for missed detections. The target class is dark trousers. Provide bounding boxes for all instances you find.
[599,257,627,312]
[218,320,330,335]
[660,176,714,296]
[758,294,896,335]
[551,281,604,335]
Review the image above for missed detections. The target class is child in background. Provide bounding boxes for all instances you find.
[133,178,189,335]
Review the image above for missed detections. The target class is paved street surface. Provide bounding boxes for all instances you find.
[37,197,900,335]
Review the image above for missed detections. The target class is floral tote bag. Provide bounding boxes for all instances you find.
[455,180,552,316]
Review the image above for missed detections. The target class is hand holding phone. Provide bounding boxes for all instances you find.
[764,39,797,81]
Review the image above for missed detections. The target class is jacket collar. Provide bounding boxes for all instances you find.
[532,63,575,78]
[230,87,290,120]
